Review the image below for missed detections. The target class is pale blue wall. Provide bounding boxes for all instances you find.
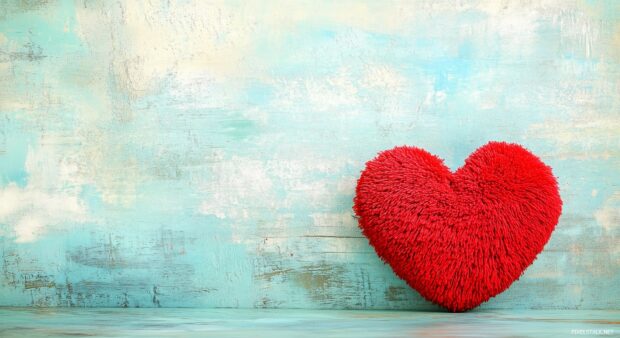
[0,0,618,309]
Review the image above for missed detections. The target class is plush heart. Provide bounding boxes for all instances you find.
[353,141,562,312]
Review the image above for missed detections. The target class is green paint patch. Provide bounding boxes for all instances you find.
[221,118,259,140]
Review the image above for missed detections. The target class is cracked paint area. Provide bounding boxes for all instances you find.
[0,0,619,309]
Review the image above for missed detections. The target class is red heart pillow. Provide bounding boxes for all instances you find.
[353,141,562,312]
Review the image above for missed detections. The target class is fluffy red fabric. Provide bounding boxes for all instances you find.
[354,141,562,312]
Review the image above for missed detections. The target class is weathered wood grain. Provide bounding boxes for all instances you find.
[0,0,618,309]
[0,308,618,337]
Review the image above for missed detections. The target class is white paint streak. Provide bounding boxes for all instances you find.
[594,192,620,232]
[200,156,274,220]
[0,183,87,243]
[311,212,357,228]
[0,145,90,242]
[270,68,360,115]
[527,113,620,159]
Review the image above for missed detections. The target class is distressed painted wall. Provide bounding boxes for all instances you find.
[0,0,618,309]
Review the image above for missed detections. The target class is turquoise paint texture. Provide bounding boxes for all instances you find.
[0,1,618,309]
[0,308,618,337]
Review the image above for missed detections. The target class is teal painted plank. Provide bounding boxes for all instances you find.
[0,308,618,338]
[0,1,619,310]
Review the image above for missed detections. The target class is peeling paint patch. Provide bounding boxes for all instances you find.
[385,286,409,302]
[23,273,55,290]
[0,0,618,310]
[292,263,345,303]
